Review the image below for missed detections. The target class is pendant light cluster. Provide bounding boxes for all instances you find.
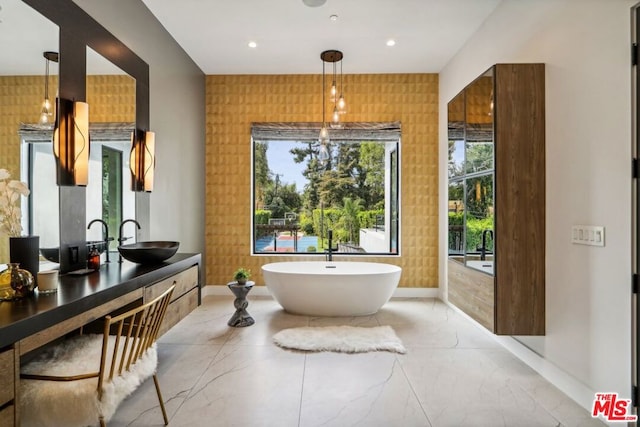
[39,51,59,124]
[318,49,346,160]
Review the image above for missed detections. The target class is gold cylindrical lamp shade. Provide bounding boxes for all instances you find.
[53,98,89,186]
[130,130,155,192]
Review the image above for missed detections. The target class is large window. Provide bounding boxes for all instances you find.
[252,122,400,255]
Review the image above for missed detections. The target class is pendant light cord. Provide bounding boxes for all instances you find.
[322,60,326,126]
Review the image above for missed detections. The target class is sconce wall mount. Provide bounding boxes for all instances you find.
[130,129,155,192]
[53,98,89,186]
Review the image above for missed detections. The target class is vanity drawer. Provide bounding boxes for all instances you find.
[0,404,14,427]
[0,347,15,407]
[159,287,199,336]
[145,266,198,303]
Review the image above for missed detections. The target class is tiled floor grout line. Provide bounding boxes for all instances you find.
[298,353,308,427]
[395,349,435,427]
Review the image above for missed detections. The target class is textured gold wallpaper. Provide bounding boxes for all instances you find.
[465,75,493,125]
[447,75,492,124]
[205,74,439,288]
[0,75,134,262]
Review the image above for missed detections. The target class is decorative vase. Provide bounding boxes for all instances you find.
[0,263,35,299]
[10,235,39,284]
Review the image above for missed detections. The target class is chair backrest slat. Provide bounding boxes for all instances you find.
[98,285,175,394]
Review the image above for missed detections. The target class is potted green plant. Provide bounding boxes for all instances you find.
[233,268,251,285]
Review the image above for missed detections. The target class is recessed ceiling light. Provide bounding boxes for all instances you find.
[248,41,257,48]
[330,14,338,22]
[386,39,396,47]
[302,0,326,7]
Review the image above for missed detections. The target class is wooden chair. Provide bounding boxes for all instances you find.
[20,285,175,427]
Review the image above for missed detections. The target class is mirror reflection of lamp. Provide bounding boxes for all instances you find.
[318,140,330,162]
[130,130,155,192]
[53,98,89,186]
[39,52,59,124]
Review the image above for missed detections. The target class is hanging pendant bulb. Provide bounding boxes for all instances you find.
[337,58,346,114]
[337,94,346,114]
[319,125,329,143]
[39,52,58,125]
[318,144,330,163]
[319,56,329,145]
[318,141,330,162]
[330,60,338,101]
[331,106,340,125]
[318,124,330,162]
[39,98,52,124]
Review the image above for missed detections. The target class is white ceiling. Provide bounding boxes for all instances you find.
[0,0,502,76]
[140,0,502,74]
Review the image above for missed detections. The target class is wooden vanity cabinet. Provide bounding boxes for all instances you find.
[0,346,18,427]
[0,254,201,427]
[447,63,545,335]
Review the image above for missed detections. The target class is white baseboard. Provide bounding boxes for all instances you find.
[444,301,598,417]
[493,335,598,414]
[202,285,439,299]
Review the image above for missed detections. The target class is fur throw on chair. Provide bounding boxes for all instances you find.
[20,334,158,427]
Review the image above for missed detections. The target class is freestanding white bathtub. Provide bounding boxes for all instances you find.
[261,261,402,316]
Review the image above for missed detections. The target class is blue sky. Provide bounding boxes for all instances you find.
[265,141,308,192]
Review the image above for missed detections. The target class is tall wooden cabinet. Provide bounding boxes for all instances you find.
[447,63,545,335]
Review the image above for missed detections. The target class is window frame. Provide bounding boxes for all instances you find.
[250,122,402,257]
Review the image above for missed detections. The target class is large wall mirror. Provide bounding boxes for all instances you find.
[17,47,137,263]
[0,0,59,262]
[85,47,136,252]
[3,0,150,272]
[447,69,495,275]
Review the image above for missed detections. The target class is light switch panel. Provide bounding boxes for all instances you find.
[571,225,605,247]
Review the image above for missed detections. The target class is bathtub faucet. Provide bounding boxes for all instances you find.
[325,229,338,261]
[477,229,494,261]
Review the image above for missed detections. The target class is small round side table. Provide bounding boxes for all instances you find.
[227,280,255,327]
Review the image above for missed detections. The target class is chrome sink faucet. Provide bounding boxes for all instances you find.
[87,219,110,263]
[118,219,141,263]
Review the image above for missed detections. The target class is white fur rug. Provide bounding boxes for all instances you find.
[20,334,157,427]
[273,325,406,354]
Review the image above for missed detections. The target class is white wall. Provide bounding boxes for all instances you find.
[71,0,206,258]
[440,0,636,410]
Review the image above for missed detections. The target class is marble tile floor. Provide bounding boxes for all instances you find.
[111,295,603,427]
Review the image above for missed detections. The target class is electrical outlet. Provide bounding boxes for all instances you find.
[571,225,605,247]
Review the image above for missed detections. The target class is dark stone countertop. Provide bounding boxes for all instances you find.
[0,252,201,349]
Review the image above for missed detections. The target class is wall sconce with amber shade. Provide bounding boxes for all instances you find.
[130,130,155,192]
[53,98,89,186]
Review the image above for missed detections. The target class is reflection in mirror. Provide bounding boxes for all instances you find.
[464,174,494,273]
[22,136,59,250]
[85,47,136,251]
[251,123,400,255]
[447,93,464,262]
[447,69,495,274]
[0,0,59,263]
[463,68,494,275]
